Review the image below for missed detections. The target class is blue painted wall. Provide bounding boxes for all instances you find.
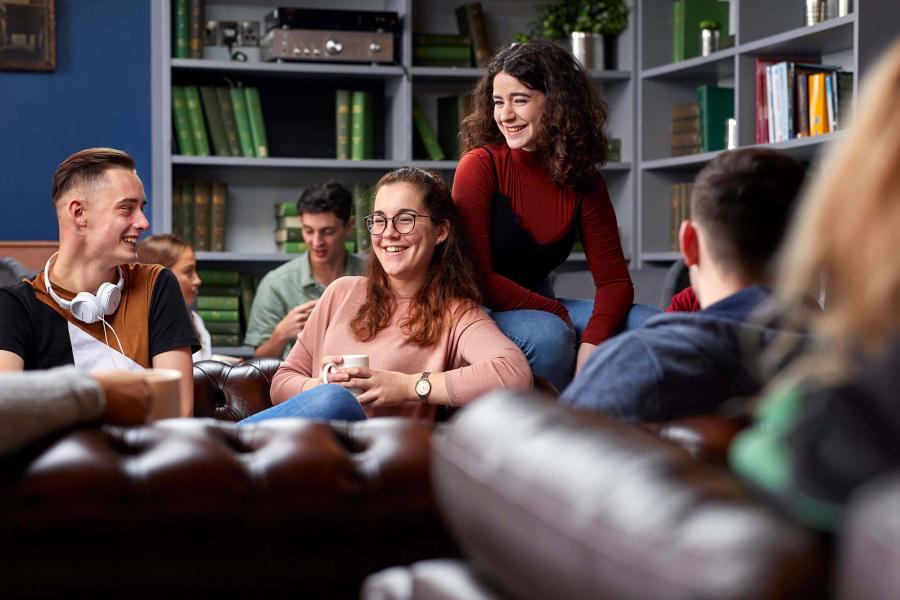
[0,0,151,240]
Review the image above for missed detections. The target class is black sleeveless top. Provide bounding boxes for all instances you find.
[485,146,582,290]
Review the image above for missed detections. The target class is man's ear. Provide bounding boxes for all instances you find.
[67,199,87,227]
[679,219,700,267]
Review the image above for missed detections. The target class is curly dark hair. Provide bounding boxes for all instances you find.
[350,167,482,347]
[460,40,609,193]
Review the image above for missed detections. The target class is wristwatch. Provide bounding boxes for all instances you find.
[415,371,432,403]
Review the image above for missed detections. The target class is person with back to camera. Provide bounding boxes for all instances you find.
[241,167,531,424]
[730,40,900,532]
[136,233,212,362]
[453,40,654,391]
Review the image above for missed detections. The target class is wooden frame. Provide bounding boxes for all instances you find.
[0,0,55,72]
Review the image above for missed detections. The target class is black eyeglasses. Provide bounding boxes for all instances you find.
[365,212,436,235]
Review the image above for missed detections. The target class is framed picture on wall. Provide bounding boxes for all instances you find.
[0,0,55,72]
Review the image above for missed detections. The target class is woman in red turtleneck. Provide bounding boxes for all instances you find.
[452,40,652,391]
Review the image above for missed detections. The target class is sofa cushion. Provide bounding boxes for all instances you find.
[193,357,282,420]
[363,559,499,600]
[432,391,823,600]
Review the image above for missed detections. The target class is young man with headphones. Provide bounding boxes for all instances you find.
[0,148,198,416]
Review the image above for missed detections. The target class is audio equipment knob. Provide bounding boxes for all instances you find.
[369,42,382,54]
[325,38,343,54]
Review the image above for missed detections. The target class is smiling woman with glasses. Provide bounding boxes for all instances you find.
[241,167,531,425]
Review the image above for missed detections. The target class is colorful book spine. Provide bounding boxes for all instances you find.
[350,91,370,160]
[179,180,195,246]
[210,181,227,252]
[198,309,240,322]
[199,86,230,157]
[229,87,256,157]
[244,87,269,158]
[193,181,211,251]
[199,285,242,297]
[275,202,298,217]
[809,73,827,136]
[335,89,351,160]
[413,45,472,67]
[697,85,734,152]
[412,96,446,160]
[413,33,471,47]
[197,270,240,286]
[172,0,189,58]
[455,3,490,67]
[171,85,195,155]
[183,85,211,156]
[276,215,301,229]
[197,296,239,310]
[188,0,204,59]
[203,321,242,334]
[216,87,242,156]
[210,334,241,347]
[825,73,837,133]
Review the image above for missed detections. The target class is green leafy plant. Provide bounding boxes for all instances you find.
[698,19,720,30]
[528,0,631,40]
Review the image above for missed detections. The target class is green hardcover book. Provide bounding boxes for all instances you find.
[455,3,490,67]
[244,87,269,158]
[179,180,195,246]
[172,0,189,58]
[677,0,731,62]
[189,0,203,59]
[276,215,301,229]
[193,181,211,251]
[353,183,371,253]
[229,87,256,157]
[673,0,684,62]
[199,285,242,297]
[183,86,211,156]
[210,334,241,347]
[414,45,473,65]
[413,33,471,47]
[216,87,242,156]
[197,270,241,286]
[276,241,308,254]
[198,309,240,322]
[350,90,368,160]
[275,202,298,217]
[210,181,227,252]
[412,96,446,161]
[199,86,230,157]
[204,320,242,335]
[344,240,356,254]
[171,86,195,156]
[335,89,351,160]
[239,274,258,324]
[274,228,303,243]
[364,91,375,159]
[697,85,734,152]
[197,295,240,310]
[171,180,183,237]
[437,95,472,160]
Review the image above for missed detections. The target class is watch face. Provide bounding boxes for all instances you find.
[416,378,431,396]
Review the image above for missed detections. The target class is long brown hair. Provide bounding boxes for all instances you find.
[460,40,609,193]
[350,168,481,346]
[135,233,189,268]
[775,39,900,372]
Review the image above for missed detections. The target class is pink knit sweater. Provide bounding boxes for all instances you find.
[270,276,532,420]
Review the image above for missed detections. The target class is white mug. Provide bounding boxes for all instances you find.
[321,354,369,396]
[143,368,183,421]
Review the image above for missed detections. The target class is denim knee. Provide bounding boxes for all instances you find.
[491,309,576,391]
[239,384,367,423]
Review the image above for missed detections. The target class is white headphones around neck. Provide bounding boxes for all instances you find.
[43,253,124,324]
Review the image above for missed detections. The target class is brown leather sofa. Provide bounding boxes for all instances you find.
[364,391,830,600]
[0,359,456,598]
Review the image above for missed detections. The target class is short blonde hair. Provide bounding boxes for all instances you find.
[776,39,900,363]
[136,234,190,269]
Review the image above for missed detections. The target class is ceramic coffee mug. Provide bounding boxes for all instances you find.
[143,368,183,421]
[321,354,369,396]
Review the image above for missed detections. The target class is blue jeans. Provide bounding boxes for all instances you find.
[491,301,662,391]
[239,384,367,423]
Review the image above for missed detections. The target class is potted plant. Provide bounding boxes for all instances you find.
[698,19,721,56]
[525,0,630,69]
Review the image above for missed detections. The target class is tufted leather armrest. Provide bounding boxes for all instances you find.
[193,357,282,421]
[646,414,751,465]
[0,417,457,596]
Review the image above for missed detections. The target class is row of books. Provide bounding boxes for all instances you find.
[670,85,734,156]
[335,90,375,160]
[413,95,472,161]
[172,180,227,252]
[755,59,853,144]
[673,0,733,62]
[668,182,694,252]
[195,269,260,348]
[172,0,203,59]
[413,33,473,68]
[172,84,269,158]
[273,184,374,255]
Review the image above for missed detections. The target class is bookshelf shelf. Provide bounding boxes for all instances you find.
[410,66,632,82]
[173,156,415,170]
[195,252,298,263]
[642,150,722,170]
[641,48,736,80]
[172,58,405,79]
[739,16,855,57]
